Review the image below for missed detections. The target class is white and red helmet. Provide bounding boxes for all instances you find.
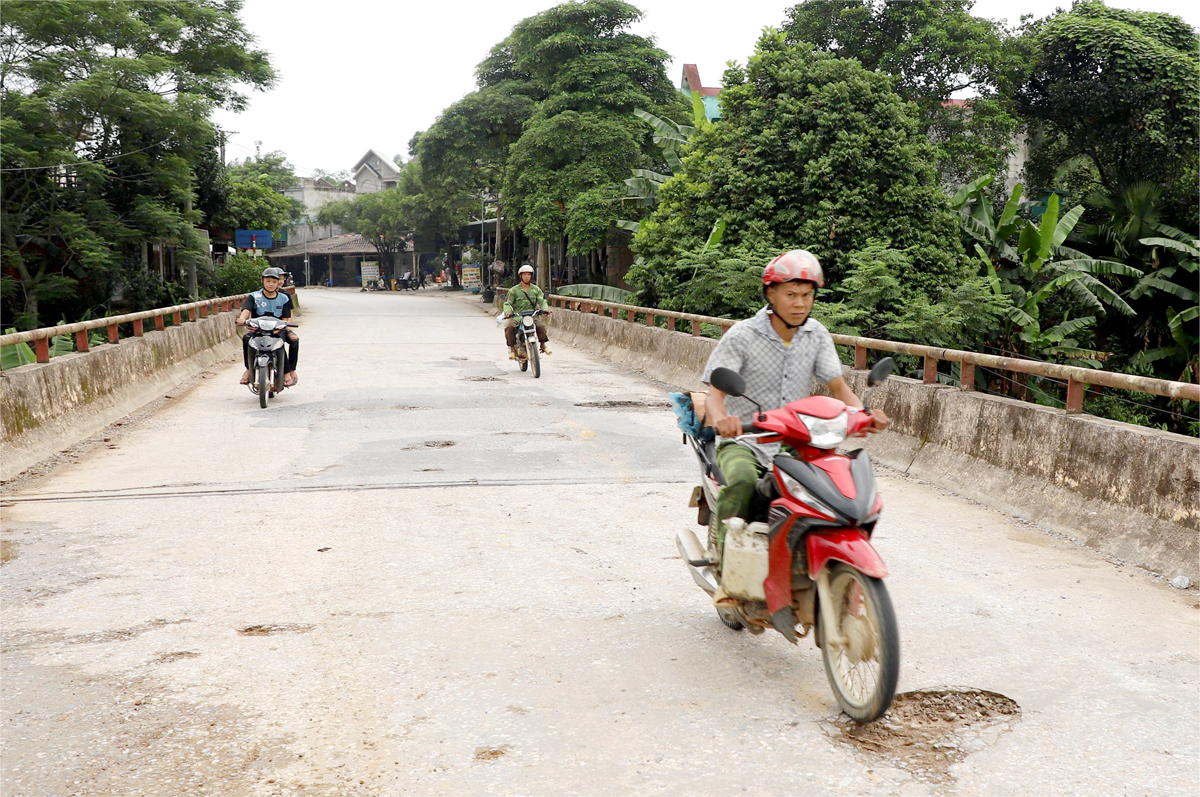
[763,249,824,288]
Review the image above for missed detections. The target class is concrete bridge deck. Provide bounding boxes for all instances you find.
[2,290,1196,796]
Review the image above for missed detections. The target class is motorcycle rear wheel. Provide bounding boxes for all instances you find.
[818,563,899,723]
[258,366,269,408]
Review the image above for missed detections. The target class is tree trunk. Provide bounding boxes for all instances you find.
[449,242,461,289]
[536,240,548,290]
[4,225,39,328]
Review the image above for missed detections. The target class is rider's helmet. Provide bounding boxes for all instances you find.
[762,249,823,330]
[261,266,285,280]
[518,264,535,277]
[762,250,824,289]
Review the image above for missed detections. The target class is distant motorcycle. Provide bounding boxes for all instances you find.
[512,310,545,378]
[244,317,293,408]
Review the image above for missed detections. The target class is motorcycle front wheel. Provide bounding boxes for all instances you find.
[528,338,540,378]
[818,562,899,723]
[257,366,269,408]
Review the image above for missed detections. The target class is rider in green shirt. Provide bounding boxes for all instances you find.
[502,264,551,359]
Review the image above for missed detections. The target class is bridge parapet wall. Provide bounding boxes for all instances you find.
[1,312,240,480]
[541,300,1199,581]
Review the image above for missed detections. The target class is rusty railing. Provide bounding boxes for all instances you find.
[547,294,1199,414]
[0,294,249,370]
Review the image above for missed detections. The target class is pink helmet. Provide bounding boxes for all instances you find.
[763,250,824,288]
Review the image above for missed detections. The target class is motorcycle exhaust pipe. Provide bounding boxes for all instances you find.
[676,527,718,596]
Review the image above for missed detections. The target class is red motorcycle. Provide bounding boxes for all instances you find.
[673,358,899,722]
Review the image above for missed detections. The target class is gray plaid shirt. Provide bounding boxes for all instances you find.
[702,308,844,460]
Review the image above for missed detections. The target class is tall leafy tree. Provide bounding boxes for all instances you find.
[317,189,410,279]
[783,0,1030,186]
[0,0,274,327]
[629,32,964,310]
[496,1,688,262]
[1017,2,1199,221]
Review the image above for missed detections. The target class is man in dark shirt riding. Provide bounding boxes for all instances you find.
[237,267,299,386]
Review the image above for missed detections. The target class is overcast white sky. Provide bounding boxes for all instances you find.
[212,0,1199,178]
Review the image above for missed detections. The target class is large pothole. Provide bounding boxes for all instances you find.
[575,400,671,410]
[823,689,1021,784]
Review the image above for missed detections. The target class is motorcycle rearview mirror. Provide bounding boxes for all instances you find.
[868,356,895,387]
[709,367,745,397]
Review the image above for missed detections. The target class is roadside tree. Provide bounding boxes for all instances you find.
[628,32,963,312]
[0,0,274,328]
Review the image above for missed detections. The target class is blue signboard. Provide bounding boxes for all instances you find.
[235,229,273,250]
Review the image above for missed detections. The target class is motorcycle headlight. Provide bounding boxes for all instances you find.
[522,316,534,327]
[797,411,848,449]
[778,470,837,519]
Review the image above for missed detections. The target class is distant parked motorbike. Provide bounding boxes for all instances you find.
[244,317,294,408]
[672,358,899,722]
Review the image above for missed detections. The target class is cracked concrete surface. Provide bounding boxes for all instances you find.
[2,289,1196,796]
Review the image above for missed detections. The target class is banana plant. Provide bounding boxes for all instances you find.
[1129,234,1199,382]
[619,92,708,232]
[971,192,1141,365]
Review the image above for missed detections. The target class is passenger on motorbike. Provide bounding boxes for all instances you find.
[503,264,551,360]
[702,250,889,559]
[237,267,299,387]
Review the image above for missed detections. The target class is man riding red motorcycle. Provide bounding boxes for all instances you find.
[672,249,900,722]
[703,250,888,559]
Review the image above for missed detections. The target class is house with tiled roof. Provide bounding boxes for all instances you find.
[680,64,722,122]
[353,149,400,194]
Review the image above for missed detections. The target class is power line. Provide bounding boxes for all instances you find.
[0,141,169,173]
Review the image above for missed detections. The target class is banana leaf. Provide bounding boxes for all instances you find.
[555,284,634,303]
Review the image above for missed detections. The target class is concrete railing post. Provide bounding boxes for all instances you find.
[959,361,974,390]
[199,304,208,319]
[34,337,50,364]
[923,355,938,384]
[1066,378,1086,414]
[132,319,144,337]
[854,345,867,370]
[154,315,165,332]
[107,323,119,344]
[75,331,89,353]
[188,308,197,322]
[691,319,700,337]
[645,313,655,327]
[667,317,676,332]
[172,311,182,326]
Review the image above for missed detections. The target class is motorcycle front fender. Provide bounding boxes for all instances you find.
[807,529,888,579]
[256,354,269,367]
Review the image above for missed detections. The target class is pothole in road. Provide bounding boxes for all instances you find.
[237,624,314,637]
[474,745,512,761]
[465,376,501,382]
[575,400,671,410]
[150,651,200,665]
[822,689,1021,785]
[403,440,456,450]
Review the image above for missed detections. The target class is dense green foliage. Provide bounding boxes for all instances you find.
[783,0,1029,186]
[0,0,273,328]
[212,252,266,295]
[491,1,686,247]
[628,32,963,312]
[1018,2,1199,221]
